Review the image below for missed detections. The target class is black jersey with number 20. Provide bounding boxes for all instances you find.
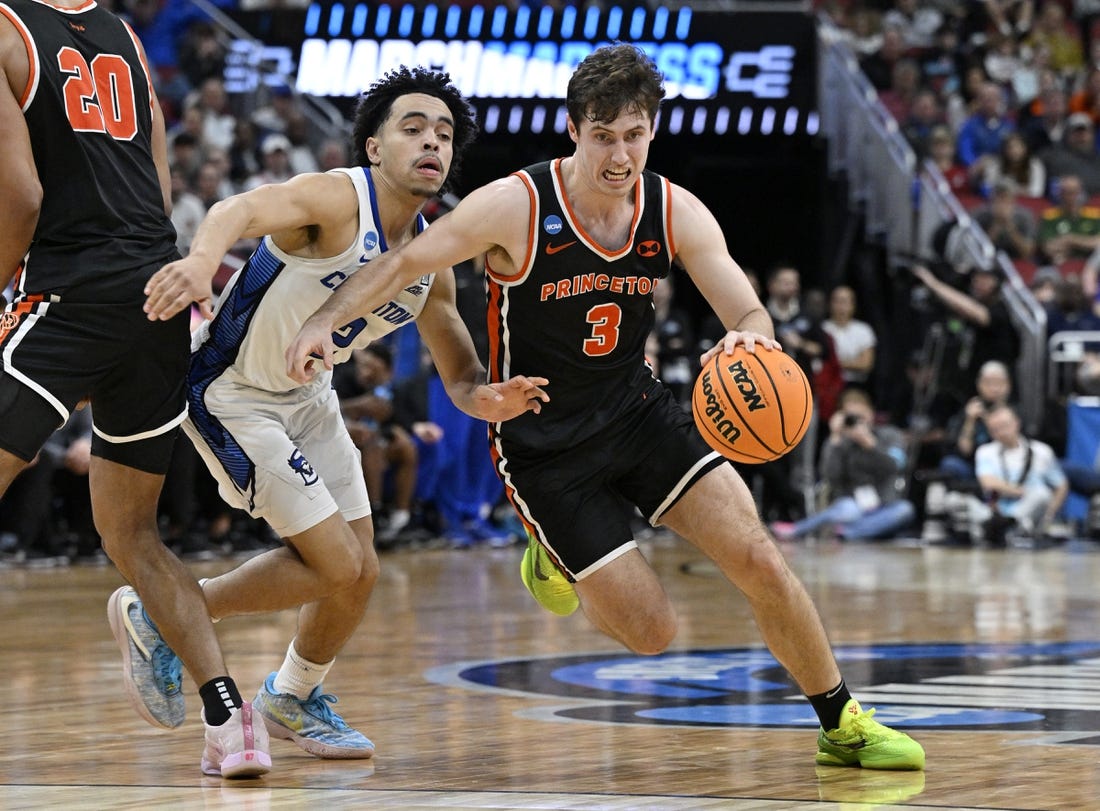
[486,158,674,451]
[1,0,177,298]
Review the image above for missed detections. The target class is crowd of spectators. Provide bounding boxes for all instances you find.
[812,0,1100,543]
[829,0,1100,287]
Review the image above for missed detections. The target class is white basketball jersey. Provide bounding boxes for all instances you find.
[190,166,435,393]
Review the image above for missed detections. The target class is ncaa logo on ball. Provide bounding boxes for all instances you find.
[543,215,563,235]
[726,360,767,411]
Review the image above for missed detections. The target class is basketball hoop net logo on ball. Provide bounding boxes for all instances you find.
[691,346,812,464]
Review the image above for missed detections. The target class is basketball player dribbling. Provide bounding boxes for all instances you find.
[0,0,268,777]
[284,44,925,770]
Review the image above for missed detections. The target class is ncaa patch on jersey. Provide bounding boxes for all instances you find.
[363,231,379,252]
[424,642,1100,744]
[543,215,563,235]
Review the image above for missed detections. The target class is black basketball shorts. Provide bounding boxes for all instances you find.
[496,383,727,580]
[0,280,189,475]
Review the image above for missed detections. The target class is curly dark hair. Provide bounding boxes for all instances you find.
[350,66,478,194]
[566,44,665,128]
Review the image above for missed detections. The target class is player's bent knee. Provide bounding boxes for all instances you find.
[93,507,158,544]
[97,519,160,560]
[359,546,381,585]
[330,546,365,591]
[620,609,677,655]
[300,532,365,592]
[743,542,798,595]
[626,622,677,655]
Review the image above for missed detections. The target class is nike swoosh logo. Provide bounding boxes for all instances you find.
[119,592,152,660]
[265,705,305,732]
[545,241,577,255]
[533,554,552,581]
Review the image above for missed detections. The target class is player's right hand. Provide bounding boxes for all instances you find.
[285,317,336,384]
[144,256,216,321]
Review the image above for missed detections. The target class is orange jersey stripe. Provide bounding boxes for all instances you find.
[485,172,537,284]
[10,261,24,292]
[0,4,37,108]
[553,157,642,259]
[485,276,504,384]
[0,293,44,342]
[36,0,97,11]
[121,20,155,112]
[662,176,676,259]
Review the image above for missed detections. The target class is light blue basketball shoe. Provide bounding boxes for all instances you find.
[107,585,185,728]
[252,672,375,759]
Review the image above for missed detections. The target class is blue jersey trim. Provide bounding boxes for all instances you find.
[361,167,389,254]
[187,242,286,497]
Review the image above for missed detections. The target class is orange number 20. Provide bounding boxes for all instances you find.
[58,47,138,141]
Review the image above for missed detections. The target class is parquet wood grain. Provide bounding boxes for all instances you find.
[1,533,1098,809]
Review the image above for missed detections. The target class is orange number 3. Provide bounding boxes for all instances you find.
[583,303,622,356]
[58,47,138,140]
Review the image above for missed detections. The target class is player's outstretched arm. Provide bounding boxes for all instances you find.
[286,177,527,384]
[416,269,548,421]
[144,172,357,321]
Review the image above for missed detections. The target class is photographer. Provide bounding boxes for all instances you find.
[909,260,1019,409]
[939,360,1015,484]
[771,388,915,541]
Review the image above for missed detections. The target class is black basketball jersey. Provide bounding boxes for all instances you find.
[486,158,673,450]
[2,0,177,298]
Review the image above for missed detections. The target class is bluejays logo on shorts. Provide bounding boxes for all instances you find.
[543,215,563,236]
[288,449,319,486]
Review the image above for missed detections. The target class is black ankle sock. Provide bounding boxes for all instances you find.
[808,680,851,731]
[199,677,242,726]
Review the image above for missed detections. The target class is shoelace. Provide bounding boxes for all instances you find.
[842,707,890,740]
[152,644,183,694]
[303,692,350,730]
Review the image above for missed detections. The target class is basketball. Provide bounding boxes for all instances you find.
[691,346,812,464]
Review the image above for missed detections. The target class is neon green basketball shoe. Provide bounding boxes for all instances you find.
[520,531,579,616]
[816,699,926,770]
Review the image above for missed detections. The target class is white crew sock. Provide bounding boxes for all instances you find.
[197,578,219,623]
[272,639,333,699]
[388,509,411,532]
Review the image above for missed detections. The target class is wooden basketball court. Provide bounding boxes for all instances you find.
[1,531,1097,809]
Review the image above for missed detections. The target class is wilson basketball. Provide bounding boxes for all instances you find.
[691,346,812,464]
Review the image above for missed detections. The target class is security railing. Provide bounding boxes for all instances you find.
[817,14,1047,432]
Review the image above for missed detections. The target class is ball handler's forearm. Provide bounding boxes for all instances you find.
[312,250,412,330]
[733,306,775,340]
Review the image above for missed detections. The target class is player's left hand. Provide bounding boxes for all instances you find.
[144,255,216,321]
[469,375,550,421]
[285,317,337,383]
[699,330,781,367]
